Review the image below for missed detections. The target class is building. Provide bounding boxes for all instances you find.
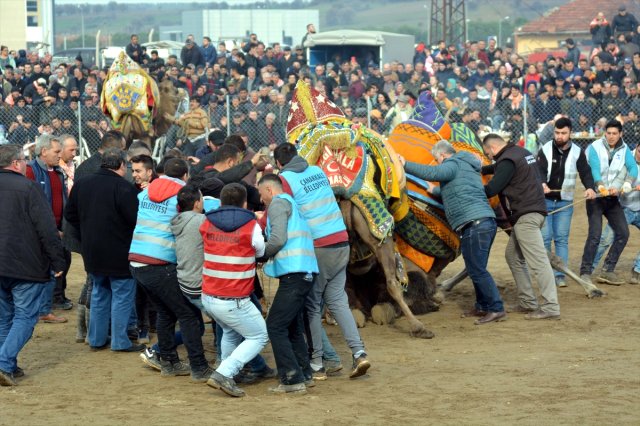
[0,0,54,52]
[514,0,639,55]
[160,9,319,48]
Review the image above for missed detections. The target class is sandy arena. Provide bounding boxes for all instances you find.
[1,205,639,425]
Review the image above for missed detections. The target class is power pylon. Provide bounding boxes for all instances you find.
[430,0,467,46]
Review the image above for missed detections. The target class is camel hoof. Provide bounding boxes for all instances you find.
[371,303,396,325]
[410,326,435,339]
[587,288,607,298]
[351,309,366,328]
[432,289,445,305]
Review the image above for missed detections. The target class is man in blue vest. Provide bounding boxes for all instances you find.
[257,174,318,395]
[129,158,211,381]
[536,117,596,287]
[400,140,506,325]
[274,143,370,379]
[580,120,639,285]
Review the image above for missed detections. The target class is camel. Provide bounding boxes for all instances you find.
[101,51,177,147]
[340,200,443,339]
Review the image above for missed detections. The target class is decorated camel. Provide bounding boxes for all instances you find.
[101,51,179,145]
[286,82,604,339]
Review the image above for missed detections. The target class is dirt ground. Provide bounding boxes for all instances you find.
[1,206,639,426]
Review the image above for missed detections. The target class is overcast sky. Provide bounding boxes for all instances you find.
[56,0,296,4]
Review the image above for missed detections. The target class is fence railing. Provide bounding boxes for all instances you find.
[1,93,637,163]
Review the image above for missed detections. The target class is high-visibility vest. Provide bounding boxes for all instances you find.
[264,193,319,278]
[281,165,346,240]
[200,219,256,297]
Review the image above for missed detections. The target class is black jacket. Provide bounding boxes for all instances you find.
[0,169,65,282]
[65,169,139,277]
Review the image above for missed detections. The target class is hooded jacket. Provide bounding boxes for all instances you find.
[129,176,185,264]
[405,150,495,231]
[201,206,265,297]
[171,211,206,298]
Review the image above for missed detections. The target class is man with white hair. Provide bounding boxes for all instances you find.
[58,134,77,195]
[25,135,70,322]
[400,141,506,324]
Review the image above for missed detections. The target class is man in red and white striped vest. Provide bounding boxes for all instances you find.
[200,183,268,398]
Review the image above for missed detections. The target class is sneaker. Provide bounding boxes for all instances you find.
[160,360,191,377]
[234,370,258,384]
[39,313,67,324]
[191,365,215,383]
[268,383,307,395]
[253,365,277,379]
[555,278,568,288]
[127,329,139,342]
[312,367,327,381]
[114,343,146,353]
[597,271,624,286]
[140,348,162,371]
[207,371,245,397]
[304,378,316,388]
[14,367,24,378]
[524,310,561,320]
[137,331,150,345]
[0,369,17,386]
[349,355,371,379]
[630,270,640,285]
[323,360,343,375]
[52,300,73,310]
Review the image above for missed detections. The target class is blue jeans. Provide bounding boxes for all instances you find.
[0,278,45,373]
[88,274,137,350]
[214,293,268,372]
[37,278,55,316]
[202,294,269,379]
[541,198,574,280]
[460,218,504,312]
[593,208,640,272]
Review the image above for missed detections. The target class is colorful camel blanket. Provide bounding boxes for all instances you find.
[101,51,159,132]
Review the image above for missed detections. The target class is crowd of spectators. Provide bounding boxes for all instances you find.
[2,9,640,156]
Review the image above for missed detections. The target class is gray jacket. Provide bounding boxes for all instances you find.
[405,150,495,230]
[171,211,206,298]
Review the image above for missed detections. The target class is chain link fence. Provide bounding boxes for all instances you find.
[2,90,637,163]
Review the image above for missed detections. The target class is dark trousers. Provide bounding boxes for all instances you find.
[130,264,207,370]
[266,273,313,385]
[580,197,630,275]
[460,218,504,312]
[53,248,72,304]
[135,282,154,334]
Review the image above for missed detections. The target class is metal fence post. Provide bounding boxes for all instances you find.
[523,93,528,149]
[366,96,372,129]
[226,94,231,136]
[77,104,83,161]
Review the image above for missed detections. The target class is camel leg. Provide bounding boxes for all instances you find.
[440,268,469,292]
[547,252,606,298]
[350,206,434,339]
